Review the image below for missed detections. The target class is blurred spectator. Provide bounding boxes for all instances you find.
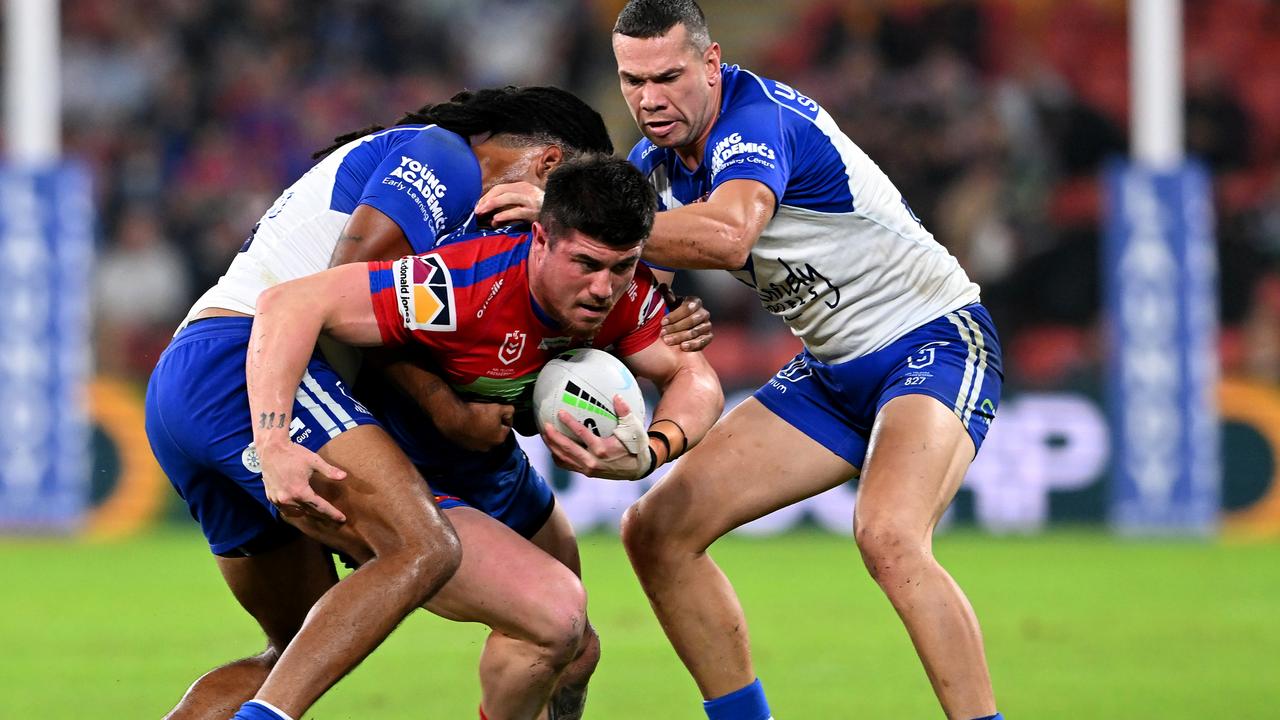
[93,204,190,377]
[62,0,1280,390]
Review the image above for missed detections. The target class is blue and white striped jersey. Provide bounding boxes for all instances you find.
[629,64,979,364]
[184,125,481,323]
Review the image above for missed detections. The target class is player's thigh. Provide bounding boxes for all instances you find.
[290,425,454,565]
[215,532,339,649]
[855,394,976,535]
[424,506,584,637]
[635,396,856,548]
[528,502,581,577]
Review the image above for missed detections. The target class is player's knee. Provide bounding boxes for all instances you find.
[620,501,665,563]
[621,494,694,562]
[397,525,464,601]
[529,581,589,670]
[854,515,929,585]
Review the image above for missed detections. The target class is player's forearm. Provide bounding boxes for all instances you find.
[377,355,465,420]
[247,285,328,448]
[644,204,755,270]
[648,361,724,461]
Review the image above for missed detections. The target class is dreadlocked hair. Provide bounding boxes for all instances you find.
[312,86,614,160]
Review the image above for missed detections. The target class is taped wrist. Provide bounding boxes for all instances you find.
[612,407,647,454]
[636,445,658,480]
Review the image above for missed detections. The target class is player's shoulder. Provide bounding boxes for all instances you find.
[379,123,469,149]
[719,64,822,125]
[627,137,667,175]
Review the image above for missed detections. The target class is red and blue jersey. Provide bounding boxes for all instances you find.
[367,231,666,408]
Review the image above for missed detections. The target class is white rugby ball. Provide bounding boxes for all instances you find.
[533,348,645,443]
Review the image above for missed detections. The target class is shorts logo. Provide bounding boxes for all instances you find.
[499,330,527,365]
[776,355,813,383]
[977,397,996,425]
[241,443,262,473]
[908,341,950,369]
[397,254,455,332]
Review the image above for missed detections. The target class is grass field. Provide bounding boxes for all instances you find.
[3,528,1278,718]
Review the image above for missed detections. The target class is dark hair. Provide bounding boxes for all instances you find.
[540,156,656,250]
[613,0,711,50]
[312,86,613,159]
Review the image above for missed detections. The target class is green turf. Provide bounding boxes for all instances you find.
[2,528,1278,718]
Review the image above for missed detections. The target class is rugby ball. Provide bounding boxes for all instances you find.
[533,348,646,443]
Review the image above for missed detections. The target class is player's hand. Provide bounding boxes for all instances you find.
[435,400,514,452]
[474,182,544,227]
[258,439,348,524]
[542,396,653,481]
[659,284,713,352]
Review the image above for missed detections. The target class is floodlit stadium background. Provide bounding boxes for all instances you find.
[2,0,1279,717]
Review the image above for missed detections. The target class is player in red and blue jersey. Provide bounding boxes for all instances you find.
[244,157,723,720]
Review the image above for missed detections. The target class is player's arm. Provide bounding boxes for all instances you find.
[247,264,385,523]
[641,178,775,270]
[329,205,414,265]
[624,339,723,464]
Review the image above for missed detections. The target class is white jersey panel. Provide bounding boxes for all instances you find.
[733,106,979,363]
[183,144,368,324]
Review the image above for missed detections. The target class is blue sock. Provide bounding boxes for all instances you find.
[704,678,772,720]
[971,714,1004,720]
[232,700,294,720]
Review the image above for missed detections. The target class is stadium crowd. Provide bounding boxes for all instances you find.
[71,0,1280,388]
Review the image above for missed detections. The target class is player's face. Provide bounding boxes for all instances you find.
[529,223,642,336]
[613,24,721,153]
[473,139,562,195]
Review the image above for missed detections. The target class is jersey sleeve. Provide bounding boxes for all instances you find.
[366,252,460,348]
[704,101,791,208]
[357,128,481,254]
[367,260,411,347]
[613,265,668,357]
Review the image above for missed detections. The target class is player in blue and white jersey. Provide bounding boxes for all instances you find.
[145,87,625,720]
[608,3,1006,720]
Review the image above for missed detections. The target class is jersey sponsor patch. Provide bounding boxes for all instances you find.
[394,254,456,331]
[710,131,777,179]
[384,155,450,230]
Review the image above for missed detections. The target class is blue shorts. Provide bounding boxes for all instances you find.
[357,377,556,540]
[144,317,381,556]
[145,317,554,555]
[754,303,1003,471]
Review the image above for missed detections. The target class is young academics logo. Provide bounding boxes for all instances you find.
[499,330,527,365]
[710,132,776,177]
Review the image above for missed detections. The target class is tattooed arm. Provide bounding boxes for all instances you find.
[247,264,386,523]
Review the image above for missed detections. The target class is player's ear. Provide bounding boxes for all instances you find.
[534,145,564,182]
[704,42,721,84]
[531,221,550,249]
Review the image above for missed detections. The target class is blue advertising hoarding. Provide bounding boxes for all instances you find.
[0,163,94,531]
